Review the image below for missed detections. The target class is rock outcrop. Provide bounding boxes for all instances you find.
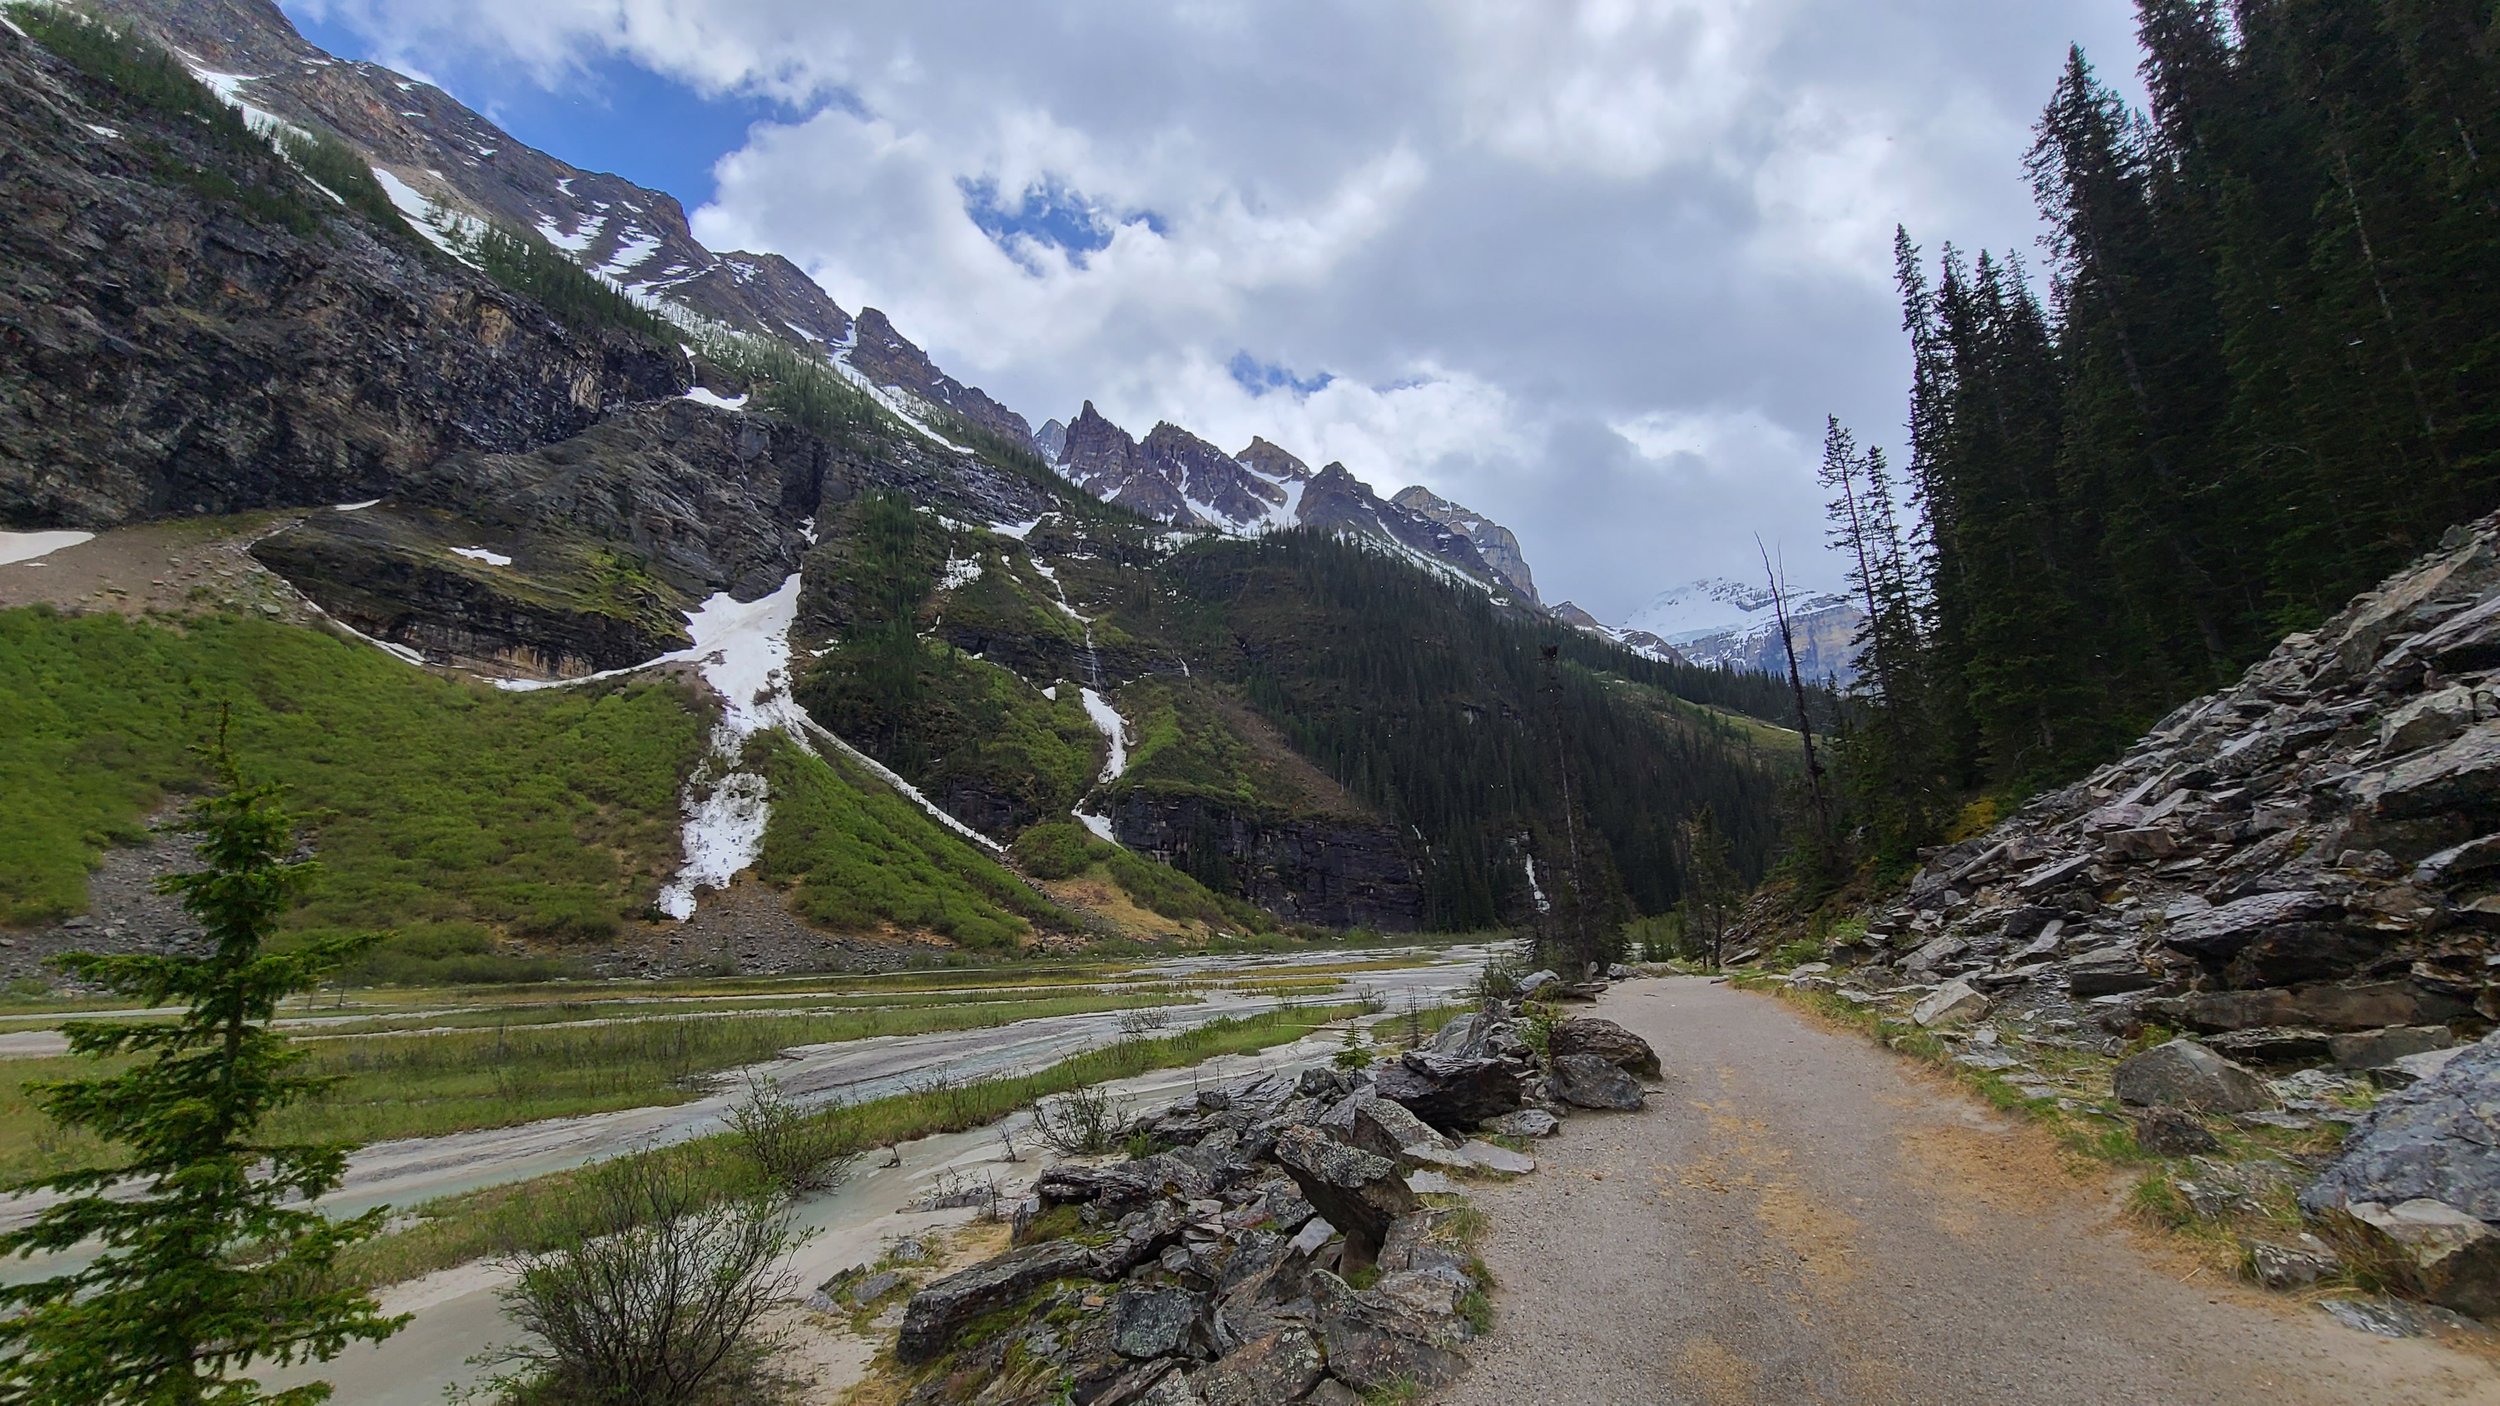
[0,23,683,531]
[1390,486,1539,603]
[1778,511,2500,1319]
[1105,792,1424,932]
[881,1000,1658,1402]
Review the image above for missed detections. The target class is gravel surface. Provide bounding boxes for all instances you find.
[1437,977,2500,1406]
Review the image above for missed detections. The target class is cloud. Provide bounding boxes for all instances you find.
[285,0,2146,620]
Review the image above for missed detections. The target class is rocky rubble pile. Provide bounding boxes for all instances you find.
[867,1004,1658,1404]
[1794,513,2500,1321]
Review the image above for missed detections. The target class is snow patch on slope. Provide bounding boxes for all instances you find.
[0,530,94,566]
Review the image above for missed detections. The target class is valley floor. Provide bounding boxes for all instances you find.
[1438,978,2498,1406]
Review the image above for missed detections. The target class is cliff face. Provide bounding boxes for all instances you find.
[1392,485,1539,604]
[1106,792,1424,932]
[0,24,684,531]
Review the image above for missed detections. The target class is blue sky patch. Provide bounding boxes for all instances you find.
[1229,353,1336,398]
[959,175,1165,271]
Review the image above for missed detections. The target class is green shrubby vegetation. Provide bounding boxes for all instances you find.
[751,734,1076,949]
[1009,821,1276,934]
[693,327,882,444]
[0,608,706,949]
[445,220,676,344]
[275,124,421,245]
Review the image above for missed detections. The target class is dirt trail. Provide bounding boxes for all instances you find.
[1439,977,2498,1406]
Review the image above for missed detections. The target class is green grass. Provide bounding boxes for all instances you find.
[1010,821,1277,933]
[339,1002,1369,1286]
[752,733,1079,949]
[0,608,707,944]
[0,989,1203,1181]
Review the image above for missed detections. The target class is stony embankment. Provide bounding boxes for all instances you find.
[1762,511,2500,1329]
[830,991,1655,1404]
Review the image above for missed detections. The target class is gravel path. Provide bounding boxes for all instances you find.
[1438,977,2499,1406]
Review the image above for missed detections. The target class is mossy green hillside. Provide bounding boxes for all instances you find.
[751,733,1079,951]
[0,608,705,949]
[1009,821,1275,935]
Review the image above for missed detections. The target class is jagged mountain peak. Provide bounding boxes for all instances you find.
[1389,485,1538,604]
[1607,575,1863,680]
[1236,437,1312,481]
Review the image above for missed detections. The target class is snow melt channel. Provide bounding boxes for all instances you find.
[655,578,808,920]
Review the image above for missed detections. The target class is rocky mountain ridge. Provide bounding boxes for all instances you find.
[88,0,1036,447]
[1624,576,1863,681]
[1048,402,1523,597]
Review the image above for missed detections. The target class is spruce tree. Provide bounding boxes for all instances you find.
[0,746,405,1405]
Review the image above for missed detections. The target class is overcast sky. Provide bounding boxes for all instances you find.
[289,0,2147,622]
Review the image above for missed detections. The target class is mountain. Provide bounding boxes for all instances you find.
[0,0,1802,975]
[1046,404,1518,596]
[1620,577,1863,682]
[85,0,1033,446]
[1550,602,1685,665]
[1391,486,1538,604]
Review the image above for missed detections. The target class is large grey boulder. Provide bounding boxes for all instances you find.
[1911,978,1989,1027]
[1548,1052,1645,1111]
[1372,1052,1528,1133]
[2161,890,2342,964]
[1317,1088,1454,1164]
[897,1238,1097,1362]
[2112,1039,2277,1114]
[1549,1016,1662,1078]
[1272,1125,1416,1267]
[2316,1199,2500,1320]
[1110,1284,1205,1359]
[1192,1328,1325,1406]
[2303,1029,2500,1224]
[2064,946,2158,998]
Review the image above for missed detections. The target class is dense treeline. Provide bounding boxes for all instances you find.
[1831,0,2499,867]
[1170,531,1795,932]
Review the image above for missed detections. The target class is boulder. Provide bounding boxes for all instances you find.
[2064,946,2158,998]
[1517,969,1560,997]
[1191,1328,1325,1406]
[2247,1236,2343,1292]
[2161,890,2343,964]
[2302,1029,2500,1223]
[2329,1025,2457,1071]
[1549,1017,1662,1078]
[2129,1106,2222,1155]
[2170,980,2469,1033]
[2381,685,2484,758]
[1272,1126,1416,1266]
[2319,1199,2500,1320]
[2017,853,2096,895]
[2112,1039,2277,1114]
[1426,1013,1491,1058]
[1111,1284,1205,1359]
[1912,979,1990,1028]
[1373,1052,1527,1133]
[1899,935,1969,976]
[2204,1027,2334,1066]
[1314,1308,1469,1395]
[897,1238,1097,1363]
[1455,1140,1535,1175]
[1317,1089,1454,1163]
[1484,1109,1560,1139]
[1548,1052,1645,1111]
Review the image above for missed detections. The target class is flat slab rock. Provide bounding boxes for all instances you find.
[897,1238,1096,1363]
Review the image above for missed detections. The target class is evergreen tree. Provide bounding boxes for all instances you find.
[1837,0,2500,859]
[0,746,404,1405]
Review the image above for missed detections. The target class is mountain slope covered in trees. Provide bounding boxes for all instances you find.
[1824,0,2499,865]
